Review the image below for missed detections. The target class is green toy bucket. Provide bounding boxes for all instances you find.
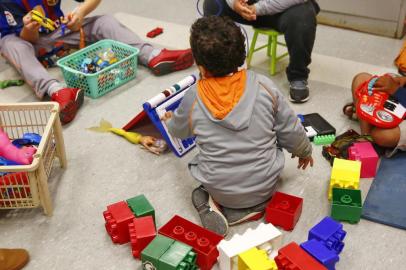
[57,39,139,99]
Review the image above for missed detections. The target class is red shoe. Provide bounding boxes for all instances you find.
[148,49,194,76]
[51,88,84,125]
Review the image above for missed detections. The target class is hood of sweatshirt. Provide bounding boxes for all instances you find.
[197,70,259,131]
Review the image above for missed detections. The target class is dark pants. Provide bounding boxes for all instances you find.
[203,0,319,82]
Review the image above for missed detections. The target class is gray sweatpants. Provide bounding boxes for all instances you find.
[0,15,156,98]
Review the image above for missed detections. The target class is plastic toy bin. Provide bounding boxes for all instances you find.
[0,102,67,216]
[57,39,139,99]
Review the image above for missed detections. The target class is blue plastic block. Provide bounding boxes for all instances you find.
[308,217,346,254]
[301,239,339,270]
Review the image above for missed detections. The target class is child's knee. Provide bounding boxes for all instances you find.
[371,128,400,148]
[1,36,34,56]
[94,14,120,28]
[352,72,372,92]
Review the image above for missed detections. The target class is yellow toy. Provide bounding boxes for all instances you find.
[238,248,278,270]
[328,158,361,200]
[30,10,56,31]
[88,119,167,155]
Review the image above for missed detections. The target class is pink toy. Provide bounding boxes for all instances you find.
[348,141,379,178]
[0,129,36,165]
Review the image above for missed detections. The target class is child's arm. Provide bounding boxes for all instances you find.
[165,89,197,139]
[374,75,406,107]
[67,0,101,31]
[20,13,41,43]
[272,89,312,160]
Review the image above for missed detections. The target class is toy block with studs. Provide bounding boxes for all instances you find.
[265,191,303,231]
[103,201,135,244]
[217,223,282,270]
[348,141,379,178]
[314,134,336,145]
[274,242,327,270]
[308,217,346,254]
[158,215,224,270]
[126,194,155,222]
[129,216,157,259]
[238,247,278,270]
[328,158,361,200]
[331,188,362,224]
[300,239,340,270]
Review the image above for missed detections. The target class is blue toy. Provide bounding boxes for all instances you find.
[308,216,346,254]
[12,133,42,148]
[301,239,340,270]
[0,156,21,176]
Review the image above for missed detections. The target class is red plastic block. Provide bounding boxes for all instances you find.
[275,242,327,270]
[129,216,157,259]
[265,192,303,231]
[146,27,163,38]
[158,215,223,270]
[103,201,135,244]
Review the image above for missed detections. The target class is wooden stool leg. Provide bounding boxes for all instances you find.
[247,31,259,68]
[267,35,272,57]
[270,35,278,76]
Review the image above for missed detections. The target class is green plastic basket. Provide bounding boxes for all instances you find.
[57,39,139,99]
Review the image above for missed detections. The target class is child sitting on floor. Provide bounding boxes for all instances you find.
[344,73,406,156]
[0,0,193,124]
[163,16,313,235]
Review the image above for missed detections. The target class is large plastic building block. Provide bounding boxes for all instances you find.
[328,158,361,200]
[159,241,198,270]
[308,217,346,254]
[238,247,278,270]
[331,188,362,224]
[313,134,336,145]
[141,235,198,270]
[300,239,339,270]
[141,235,175,268]
[275,242,327,270]
[217,223,282,270]
[265,191,303,231]
[129,216,157,258]
[126,194,155,221]
[103,201,135,244]
[158,215,224,270]
[348,141,379,178]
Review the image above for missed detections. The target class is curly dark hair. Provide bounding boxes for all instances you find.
[190,16,246,77]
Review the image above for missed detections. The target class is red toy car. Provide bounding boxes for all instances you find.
[146,27,163,38]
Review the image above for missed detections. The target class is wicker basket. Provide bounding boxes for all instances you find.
[0,102,66,216]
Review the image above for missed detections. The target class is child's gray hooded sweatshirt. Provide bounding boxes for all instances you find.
[167,70,311,208]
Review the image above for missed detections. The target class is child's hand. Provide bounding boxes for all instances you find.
[66,11,84,31]
[22,13,41,33]
[292,154,314,170]
[373,75,400,95]
[161,111,173,121]
[393,76,406,87]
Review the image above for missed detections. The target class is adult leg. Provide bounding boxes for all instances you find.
[0,35,60,99]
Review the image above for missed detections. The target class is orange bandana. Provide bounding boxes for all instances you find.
[197,70,247,120]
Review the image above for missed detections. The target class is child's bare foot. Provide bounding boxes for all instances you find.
[343,102,357,121]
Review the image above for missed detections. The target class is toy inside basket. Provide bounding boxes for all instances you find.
[57,39,139,99]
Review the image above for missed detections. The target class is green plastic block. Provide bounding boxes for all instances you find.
[127,194,155,221]
[159,241,197,270]
[331,188,362,224]
[314,134,336,145]
[141,235,174,269]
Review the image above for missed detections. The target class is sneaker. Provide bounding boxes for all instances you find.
[148,49,194,76]
[0,248,29,270]
[289,80,310,103]
[221,200,268,226]
[51,88,84,125]
[191,186,229,236]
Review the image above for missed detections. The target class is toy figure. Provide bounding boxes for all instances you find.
[0,129,36,165]
[88,119,167,155]
[0,79,24,89]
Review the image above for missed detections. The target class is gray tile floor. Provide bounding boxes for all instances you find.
[1,1,406,269]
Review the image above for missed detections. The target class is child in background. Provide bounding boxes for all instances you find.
[344,73,406,156]
[0,0,194,124]
[164,16,313,235]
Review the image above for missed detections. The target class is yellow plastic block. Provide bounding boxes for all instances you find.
[328,158,361,200]
[238,247,278,270]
